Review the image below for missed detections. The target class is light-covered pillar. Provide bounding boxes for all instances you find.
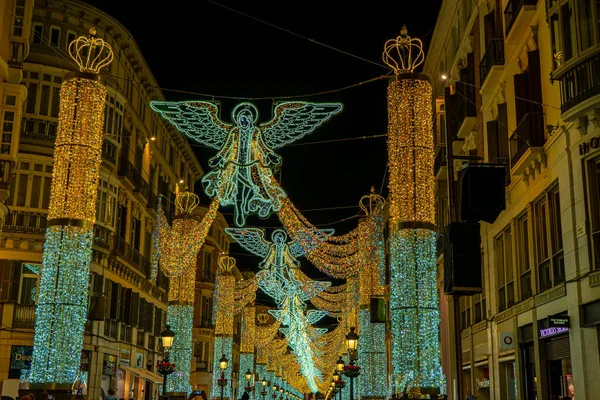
[30,28,113,385]
[383,27,444,396]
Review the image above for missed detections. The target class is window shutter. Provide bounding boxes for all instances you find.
[145,302,154,333]
[138,297,146,330]
[484,12,495,46]
[0,261,12,302]
[131,292,140,327]
[513,73,529,125]
[104,280,113,316]
[110,283,120,320]
[487,120,500,163]
[526,50,543,113]
[154,306,161,335]
[9,262,21,302]
[498,103,509,159]
[122,288,132,324]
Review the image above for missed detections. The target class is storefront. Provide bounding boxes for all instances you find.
[519,324,537,400]
[538,314,573,400]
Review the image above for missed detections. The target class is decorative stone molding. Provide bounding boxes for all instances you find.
[589,270,600,287]
[574,116,589,135]
[515,297,535,314]
[588,109,600,129]
[461,327,472,338]
[462,131,478,153]
[534,283,566,306]
[472,320,487,333]
[494,307,515,323]
[512,148,547,186]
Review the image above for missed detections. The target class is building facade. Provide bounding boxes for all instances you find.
[0,1,234,399]
[425,0,600,399]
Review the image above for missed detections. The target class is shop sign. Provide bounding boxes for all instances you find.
[103,354,116,375]
[499,332,514,350]
[579,135,600,155]
[549,315,570,328]
[119,349,131,367]
[80,350,91,372]
[539,326,569,338]
[9,345,33,371]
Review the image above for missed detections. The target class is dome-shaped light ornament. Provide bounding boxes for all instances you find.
[175,191,200,215]
[359,186,385,217]
[69,27,114,73]
[218,255,236,272]
[382,25,425,75]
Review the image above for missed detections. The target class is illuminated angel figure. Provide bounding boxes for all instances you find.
[151,101,343,227]
[225,228,331,303]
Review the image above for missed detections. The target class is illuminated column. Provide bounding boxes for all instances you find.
[158,193,219,393]
[239,306,256,397]
[211,256,236,400]
[383,27,443,394]
[30,28,113,385]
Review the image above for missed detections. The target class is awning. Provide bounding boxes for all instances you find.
[122,366,164,384]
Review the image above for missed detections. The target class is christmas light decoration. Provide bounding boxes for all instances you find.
[30,28,112,384]
[211,336,233,400]
[151,101,343,227]
[164,192,218,393]
[357,309,386,397]
[227,228,328,393]
[384,27,443,394]
[166,304,193,393]
[214,256,236,336]
[156,193,219,278]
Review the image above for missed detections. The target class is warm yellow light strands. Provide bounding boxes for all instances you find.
[358,189,386,304]
[382,25,425,74]
[168,257,196,303]
[234,277,258,315]
[256,320,282,349]
[387,78,435,226]
[215,256,236,336]
[69,27,114,73]
[31,28,112,384]
[241,305,256,353]
[157,197,220,277]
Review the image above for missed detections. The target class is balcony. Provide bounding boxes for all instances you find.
[480,39,505,91]
[133,175,150,204]
[195,360,209,372]
[118,158,138,190]
[509,113,545,173]
[157,271,169,291]
[559,52,600,117]
[147,191,158,215]
[13,304,35,329]
[447,82,477,140]
[20,117,57,143]
[3,211,47,235]
[102,141,117,166]
[504,0,537,45]
[114,237,150,277]
[434,145,447,181]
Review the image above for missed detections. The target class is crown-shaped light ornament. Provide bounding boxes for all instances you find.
[175,191,200,215]
[257,313,269,324]
[359,186,385,216]
[69,27,114,73]
[382,25,425,74]
[218,255,236,272]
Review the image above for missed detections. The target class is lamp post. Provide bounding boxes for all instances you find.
[218,355,229,400]
[261,378,268,400]
[272,385,278,399]
[245,369,254,393]
[343,327,360,400]
[159,325,175,397]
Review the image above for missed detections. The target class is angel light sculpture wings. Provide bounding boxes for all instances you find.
[151,101,343,227]
[226,227,330,392]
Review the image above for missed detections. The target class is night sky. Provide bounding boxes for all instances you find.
[85,0,443,308]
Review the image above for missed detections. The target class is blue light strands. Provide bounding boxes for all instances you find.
[150,101,343,227]
[226,228,329,393]
[383,26,443,395]
[239,306,257,397]
[30,28,113,384]
[211,255,237,400]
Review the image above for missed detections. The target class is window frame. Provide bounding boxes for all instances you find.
[585,157,600,270]
[495,225,515,312]
[49,26,61,48]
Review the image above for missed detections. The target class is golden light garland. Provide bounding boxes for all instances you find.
[234,277,258,315]
[215,255,236,336]
[157,197,220,278]
[240,305,256,353]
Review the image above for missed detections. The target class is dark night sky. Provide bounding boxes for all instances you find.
[85,0,443,307]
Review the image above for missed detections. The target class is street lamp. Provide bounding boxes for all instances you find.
[245,369,254,393]
[272,385,278,399]
[344,327,360,400]
[158,325,175,396]
[336,356,345,372]
[261,378,268,400]
[218,355,229,400]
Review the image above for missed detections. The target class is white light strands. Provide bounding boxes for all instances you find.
[30,28,112,384]
[150,101,343,227]
[239,306,256,394]
[166,304,193,393]
[226,228,329,393]
[384,26,443,395]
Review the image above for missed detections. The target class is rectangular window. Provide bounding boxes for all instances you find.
[561,2,575,61]
[577,0,594,51]
[12,0,26,37]
[32,24,43,44]
[66,31,77,49]
[1,111,15,154]
[50,27,61,48]
[496,226,514,312]
[474,251,486,323]
[534,183,564,292]
[26,82,37,114]
[587,159,600,269]
[39,84,50,116]
[460,296,471,330]
[517,213,533,300]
